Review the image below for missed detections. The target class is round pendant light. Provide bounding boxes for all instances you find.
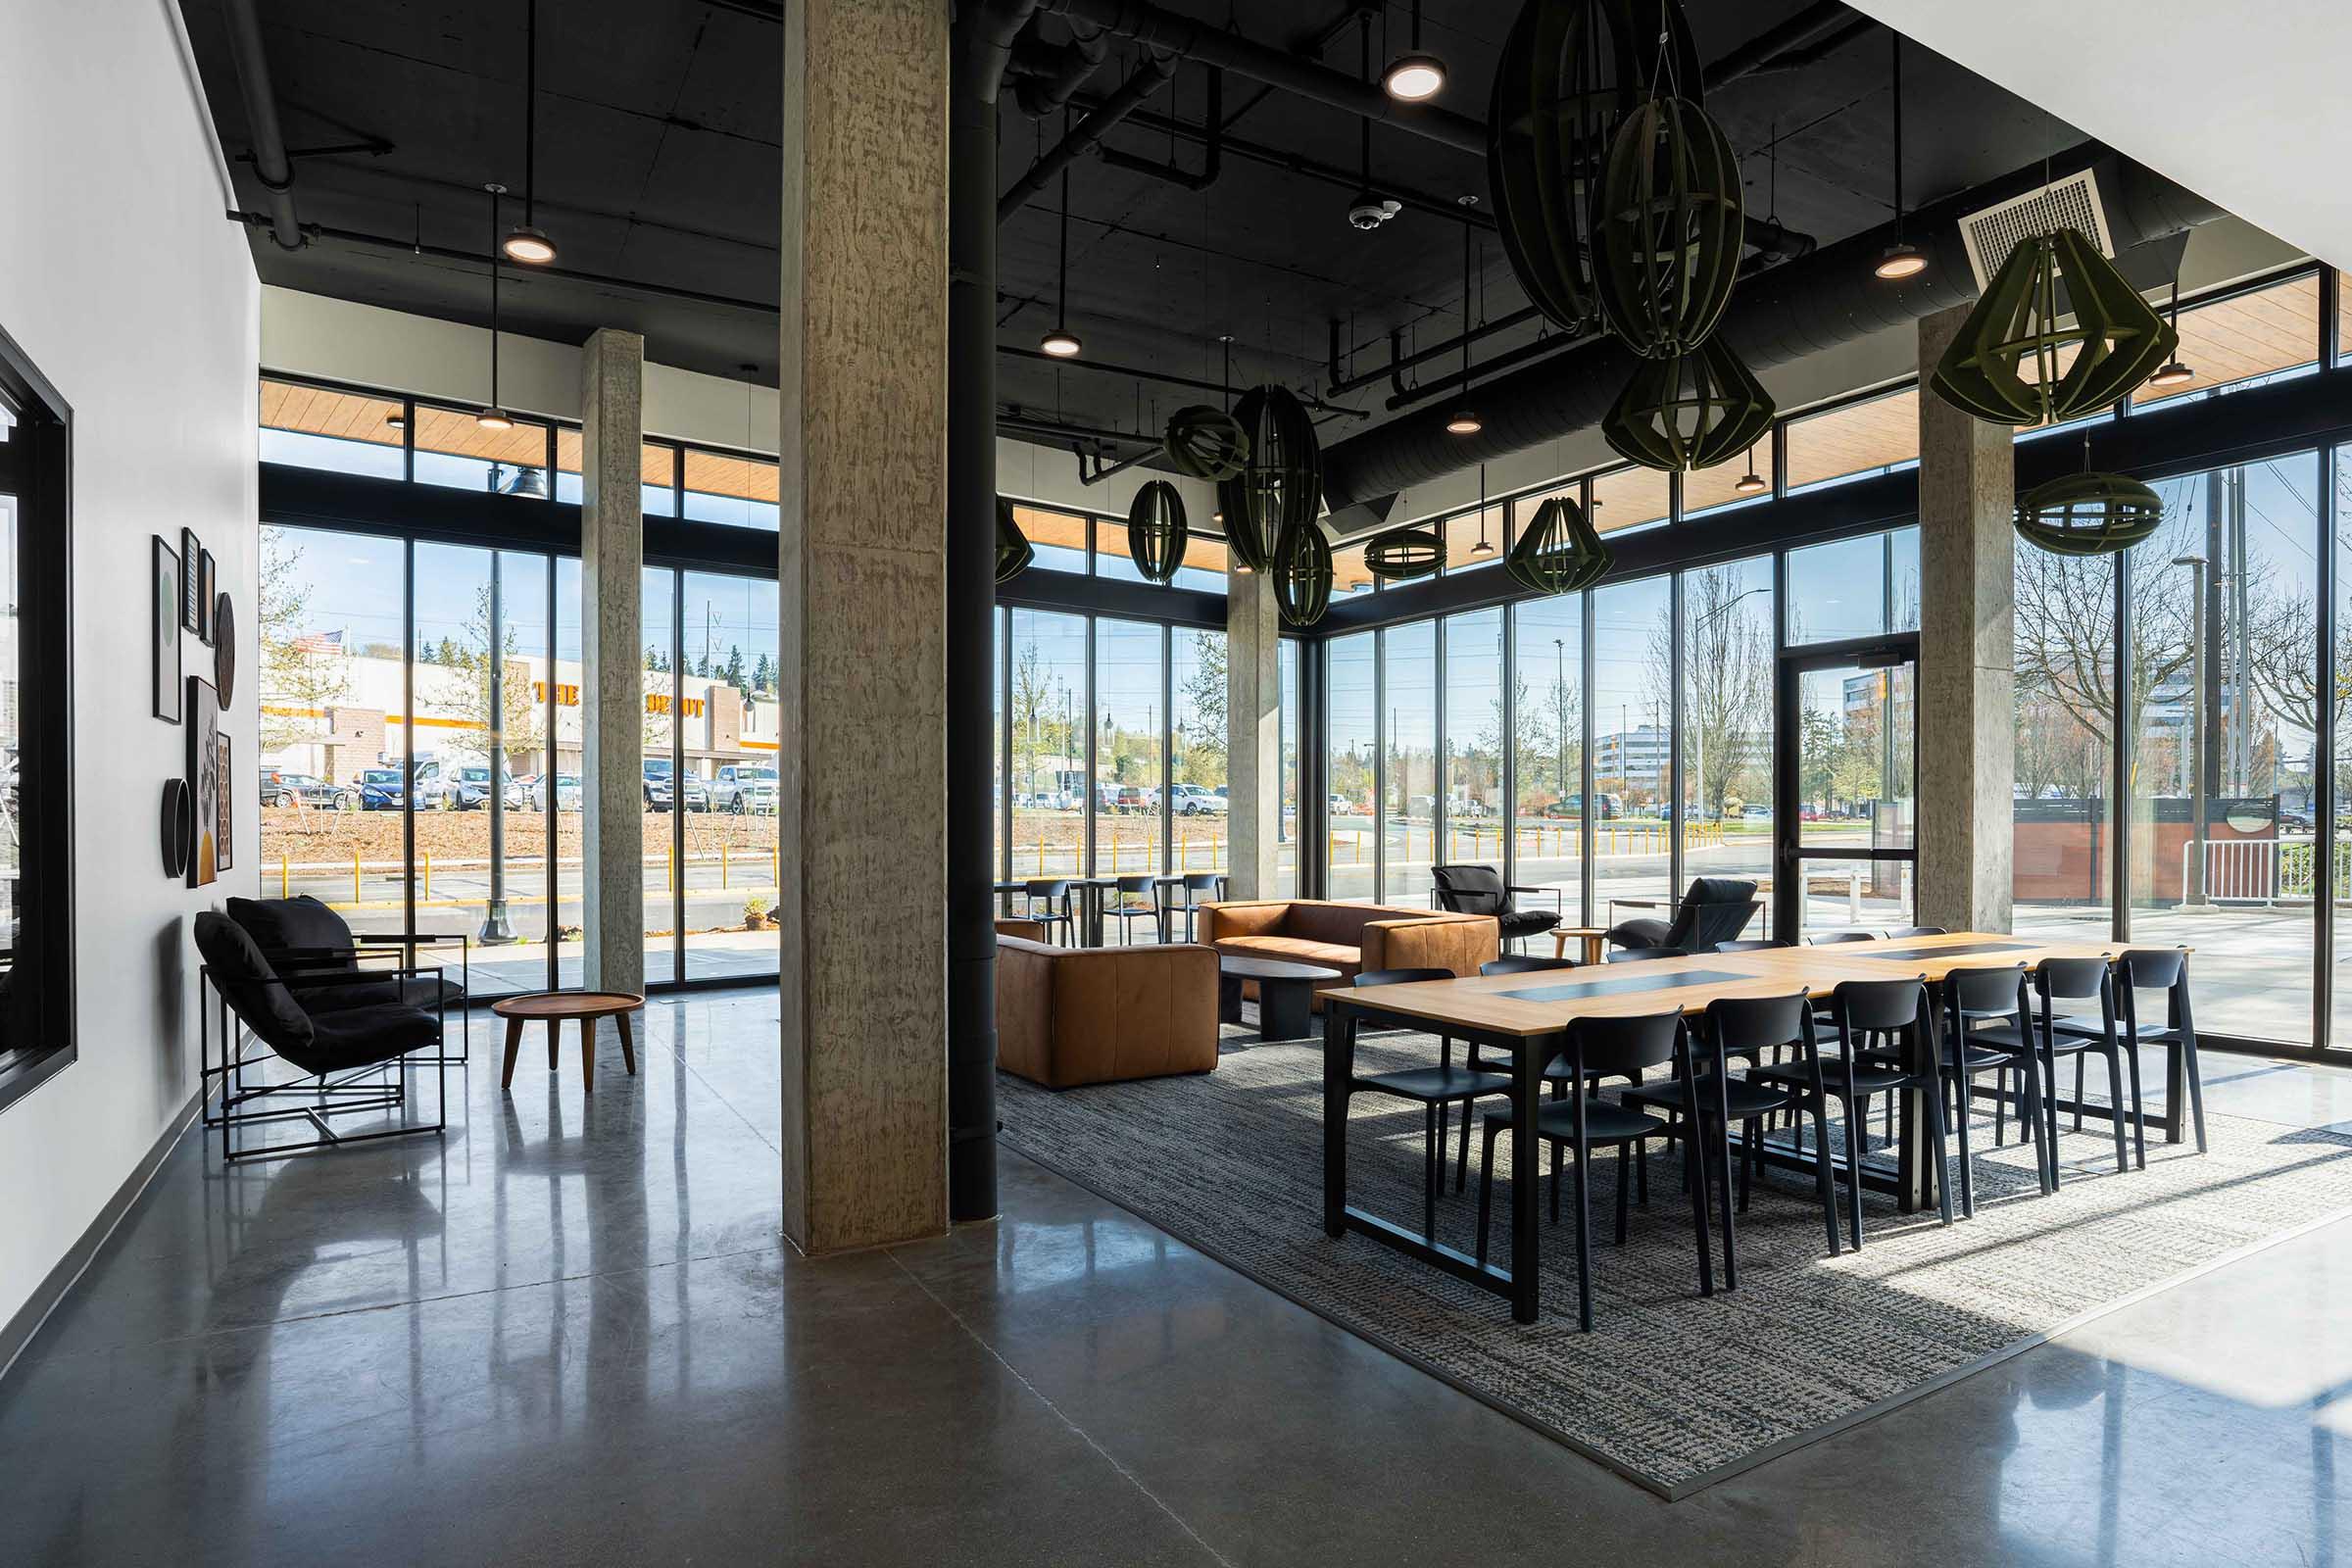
[501,0,557,266]
[478,186,514,430]
[385,412,408,432]
[1735,445,1767,495]
[1446,222,1482,436]
[1873,242,1928,281]
[1041,131,1083,358]
[502,225,556,266]
[2145,278,2195,387]
[1871,34,1929,285]
[1471,467,1495,554]
[1446,408,1484,436]
[477,408,514,432]
[1382,0,1446,101]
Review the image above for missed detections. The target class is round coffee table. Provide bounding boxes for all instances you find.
[1217,956,1341,1041]
[493,990,644,1093]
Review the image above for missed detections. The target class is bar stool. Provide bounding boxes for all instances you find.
[1106,874,1159,945]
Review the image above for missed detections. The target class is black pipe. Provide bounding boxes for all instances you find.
[225,210,778,315]
[1319,147,2227,509]
[1010,19,1109,118]
[1701,0,1859,91]
[1000,50,1180,220]
[1035,0,1486,153]
[1329,305,1543,394]
[997,412,1161,447]
[1099,65,1221,191]
[1002,342,1366,417]
[949,5,1034,1226]
[221,0,304,249]
[1740,16,1879,80]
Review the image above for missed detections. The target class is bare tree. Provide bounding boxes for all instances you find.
[256,528,352,761]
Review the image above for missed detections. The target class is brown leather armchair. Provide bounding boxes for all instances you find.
[1195,900,1497,1007]
[995,935,1220,1089]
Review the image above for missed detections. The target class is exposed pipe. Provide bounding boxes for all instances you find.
[1035,0,1487,154]
[224,210,778,315]
[998,49,1180,220]
[1099,66,1222,191]
[1740,16,1879,79]
[1329,305,1543,394]
[1701,0,1861,91]
[946,0,1039,1226]
[1318,148,2229,510]
[997,412,1161,447]
[1009,18,1110,117]
[220,0,304,249]
[1002,342,1366,417]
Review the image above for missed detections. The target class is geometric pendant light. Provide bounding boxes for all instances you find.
[1600,335,1775,472]
[1590,94,1744,359]
[995,497,1034,583]
[1126,480,1189,583]
[1162,405,1250,481]
[2014,469,2164,557]
[1505,494,1611,595]
[1215,384,1322,572]
[1364,525,1446,581]
[1929,227,2179,425]
[1271,519,1334,628]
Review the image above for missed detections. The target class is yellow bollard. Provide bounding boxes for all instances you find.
[721,840,730,889]
[423,853,432,901]
[280,856,289,899]
[668,844,676,893]
[353,850,362,904]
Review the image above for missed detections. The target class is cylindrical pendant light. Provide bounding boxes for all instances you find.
[1040,122,1083,358]
[1382,0,1446,102]
[1874,33,1927,281]
[478,184,514,430]
[501,0,557,266]
[1446,222,1483,436]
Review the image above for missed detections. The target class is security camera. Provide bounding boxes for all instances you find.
[1348,192,1402,230]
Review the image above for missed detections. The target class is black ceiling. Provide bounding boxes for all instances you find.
[179,0,2078,449]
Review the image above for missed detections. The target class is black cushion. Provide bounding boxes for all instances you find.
[1608,916,1674,949]
[193,911,314,1055]
[303,1004,442,1072]
[226,895,357,970]
[291,973,466,1013]
[1499,909,1560,938]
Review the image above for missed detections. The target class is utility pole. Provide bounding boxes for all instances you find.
[2174,552,2214,909]
[480,551,514,944]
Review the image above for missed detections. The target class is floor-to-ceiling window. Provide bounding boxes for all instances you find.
[1510,594,1585,916]
[1278,637,1299,896]
[681,568,782,980]
[1006,609,1088,882]
[1327,631,1377,901]
[1592,576,1672,925]
[1681,555,1775,914]
[1170,626,1225,875]
[640,565,677,979]
[1383,620,1438,906]
[1443,609,1504,877]
[1094,618,1165,879]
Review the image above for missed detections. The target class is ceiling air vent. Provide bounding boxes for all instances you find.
[1956,169,2115,290]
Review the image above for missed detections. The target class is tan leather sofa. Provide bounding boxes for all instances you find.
[994,916,1048,943]
[1197,900,1497,1007]
[996,936,1220,1089]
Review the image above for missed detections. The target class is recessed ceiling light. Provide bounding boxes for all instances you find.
[501,225,557,266]
[1873,242,1928,281]
[2146,359,2196,389]
[1383,53,1446,101]
[1446,407,1483,436]
[1040,328,1083,358]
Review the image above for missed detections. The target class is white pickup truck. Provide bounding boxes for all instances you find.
[709,763,780,814]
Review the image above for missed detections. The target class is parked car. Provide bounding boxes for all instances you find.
[1743,804,1773,821]
[530,773,583,812]
[503,773,532,809]
[643,759,709,812]
[1168,782,1226,815]
[1327,792,1358,815]
[710,763,779,814]
[429,765,501,810]
[338,767,407,811]
[260,769,336,808]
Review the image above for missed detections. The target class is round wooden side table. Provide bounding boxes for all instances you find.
[492,990,644,1093]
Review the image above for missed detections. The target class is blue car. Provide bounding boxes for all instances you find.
[338,767,407,811]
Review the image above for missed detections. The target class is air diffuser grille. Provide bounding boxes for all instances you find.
[1957,170,2113,289]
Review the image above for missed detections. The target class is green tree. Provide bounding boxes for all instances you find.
[1175,632,1227,788]
[436,581,543,773]
[255,528,353,760]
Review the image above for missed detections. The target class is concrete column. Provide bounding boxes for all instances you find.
[1915,304,2015,933]
[777,0,949,1254]
[580,327,645,995]
[1226,566,1281,899]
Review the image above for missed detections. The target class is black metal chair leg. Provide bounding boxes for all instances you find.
[1994,1065,2007,1147]
[2074,1054,2085,1133]
[1841,1098,1866,1250]
[1615,1140,1632,1245]
[1925,1067,1954,1226]
[2103,1045,2129,1175]
[2126,1041,2146,1170]
[1738,1116,1755,1213]
[1952,1065,1977,1219]
[1423,1103,1441,1242]
[2182,1032,2208,1154]
[2042,1041,2065,1192]
[1810,1099,1841,1256]
[1475,1117,1502,1267]
[1454,1098,1474,1193]
[1573,1142,1593,1332]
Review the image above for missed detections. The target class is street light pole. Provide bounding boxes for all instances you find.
[480,551,514,943]
[2173,553,2214,910]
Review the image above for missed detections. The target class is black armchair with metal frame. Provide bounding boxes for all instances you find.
[195,911,451,1163]
[1604,877,1758,956]
[1431,863,1562,955]
[226,895,472,1062]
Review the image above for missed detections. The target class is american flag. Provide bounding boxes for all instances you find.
[292,629,344,655]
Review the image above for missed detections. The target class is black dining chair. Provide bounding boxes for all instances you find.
[1174,871,1224,942]
[1808,929,1881,944]
[1474,1008,1714,1331]
[1620,992,1844,1280]
[2028,957,2138,1179]
[1713,938,1788,953]
[1106,874,1159,945]
[1432,863,1562,955]
[1021,878,1076,946]
[1606,946,1690,963]
[1347,968,1513,1242]
[1930,964,2046,1212]
[1886,925,1947,939]
[2051,949,2203,1153]
[1752,976,1953,1247]
[1479,955,1579,976]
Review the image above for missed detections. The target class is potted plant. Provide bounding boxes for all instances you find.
[743,895,770,931]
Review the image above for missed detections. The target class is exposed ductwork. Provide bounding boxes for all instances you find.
[1318,146,2228,511]
[221,0,305,250]
[1008,18,1110,118]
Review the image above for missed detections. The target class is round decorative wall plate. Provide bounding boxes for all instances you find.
[212,593,237,706]
[160,778,191,879]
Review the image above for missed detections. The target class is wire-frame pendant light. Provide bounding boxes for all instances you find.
[502,0,557,265]
[1271,520,1333,627]
[478,184,514,430]
[1873,33,1927,281]
[1929,227,2178,424]
[1383,0,1446,101]
[1506,494,1611,595]
[996,498,1035,582]
[1364,525,1446,580]
[1040,126,1082,358]
[1126,480,1189,583]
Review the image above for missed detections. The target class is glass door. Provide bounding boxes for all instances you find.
[1775,639,1918,939]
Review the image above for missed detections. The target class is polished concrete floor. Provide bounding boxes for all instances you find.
[4,990,2351,1565]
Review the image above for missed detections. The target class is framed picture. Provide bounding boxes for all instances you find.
[216,734,234,872]
[186,676,219,888]
[178,527,202,633]
[197,549,217,645]
[152,536,181,723]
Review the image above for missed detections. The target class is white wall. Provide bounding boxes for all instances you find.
[0,1,259,1334]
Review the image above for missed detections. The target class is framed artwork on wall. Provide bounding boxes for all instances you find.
[178,527,202,633]
[197,549,216,644]
[152,536,180,723]
[186,676,218,888]
[216,734,233,872]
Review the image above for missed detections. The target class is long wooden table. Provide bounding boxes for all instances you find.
[1320,932,2141,1324]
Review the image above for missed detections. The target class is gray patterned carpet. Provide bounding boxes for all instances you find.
[998,1024,2352,1495]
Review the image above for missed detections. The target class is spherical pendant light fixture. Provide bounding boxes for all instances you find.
[1382,0,1446,101]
